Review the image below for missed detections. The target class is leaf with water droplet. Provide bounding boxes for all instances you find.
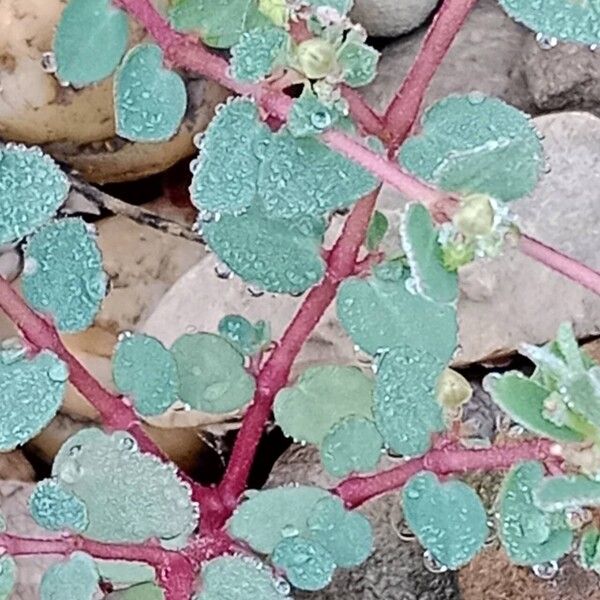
[114,44,187,143]
[0,555,16,600]
[0,350,67,451]
[106,583,164,600]
[288,88,342,138]
[403,471,488,569]
[112,333,179,417]
[497,461,573,566]
[336,270,458,361]
[401,203,458,304]
[274,365,374,445]
[29,478,88,533]
[483,372,584,443]
[171,333,255,413]
[49,428,198,548]
[258,129,378,218]
[306,496,373,567]
[366,210,388,252]
[337,40,379,88]
[374,345,445,456]
[534,474,600,512]
[218,315,271,356]
[0,145,69,245]
[580,526,600,571]
[190,98,270,216]
[40,553,100,600]
[22,218,107,332]
[272,535,335,591]
[398,95,543,202]
[231,27,290,83]
[169,0,270,48]
[228,486,331,553]
[498,0,600,45]
[54,0,128,85]
[195,556,288,599]
[203,201,326,294]
[321,415,383,477]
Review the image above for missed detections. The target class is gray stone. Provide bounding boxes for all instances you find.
[267,445,460,600]
[520,36,600,116]
[362,0,532,113]
[350,0,438,38]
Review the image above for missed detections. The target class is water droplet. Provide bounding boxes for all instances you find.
[247,285,264,298]
[119,436,137,451]
[68,444,82,457]
[535,32,558,50]
[467,91,486,105]
[118,330,134,342]
[423,550,449,574]
[214,262,232,280]
[274,576,291,595]
[532,560,559,580]
[40,52,57,74]
[48,361,68,382]
[281,524,299,538]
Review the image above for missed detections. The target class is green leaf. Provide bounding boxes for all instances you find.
[498,0,600,45]
[401,203,458,304]
[54,0,128,86]
[96,561,155,587]
[483,372,584,443]
[22,218,107,333]
[49,428,197,548]
[366,210,388,252]
[231,27,289,83]
[403,472,488,569]
[218,315,270,356]
[305,0,354,15]
[338,41,379,88]
[555,322,585,372]
[321,416,383,477]
[497,461,573,566]
[114,44,187,143]
[306,496,373,567]
[29,479,88,533]
[258,130,378,218]
[228,486,331,553]
[274,365,374,445]
[112,333,179,417]
[535,474,600,511]
[202,202,326,294]
[399,94,543,202]
[106,583,165,600]
[191,99,270,216]
[288,88,342,138]
[563,371,600,429]
[0,145,69,245]
[169,0,269,49]
[0,349,67,451]
[195,556,287,600]
[171,333,255,413]
[580,526,600,571]
[336,271,458,361]
[374,345,445,456]
[272,535,335,591]
[40,553,100,600]
[0,556,16,600]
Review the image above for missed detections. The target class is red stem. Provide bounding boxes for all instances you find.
[335,439,556,508]
[218,190,380,509]
[382,0,478,151]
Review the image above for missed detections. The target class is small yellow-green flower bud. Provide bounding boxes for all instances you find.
[258,0,289,27]
[442,240,475,272]
[296,39,337,79]
[453,194,495,238]
[437,368,473,411]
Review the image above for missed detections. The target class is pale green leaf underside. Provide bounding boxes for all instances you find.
[498,461,573,566]
[231,27,289,83]
[399,94,543,202]
[115,44,187,143]
[228,486,331,553]
[374,345,445,456]
[336,272,458,361]
[338,40,379,88]
[274,365,374,445]
[112,334,179,417]
[22,218,107,333]
[171,333,255,413]
[483,372,585,443]
[195,556,286,600]
[29,479,88,533]
[403,472,488,569]
[321,415,383,477]
[54,0,128,86]
[0,556,16,600]
[535,474,600,511]
[498,0,600,45]
[50,429,197,548]
[40,553,100,600]
[0,350,67,451]
[0,145,69,245]
[402,203,458,304]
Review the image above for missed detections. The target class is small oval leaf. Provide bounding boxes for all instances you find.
[40,553,100,600]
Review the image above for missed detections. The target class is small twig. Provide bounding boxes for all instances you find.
[69,177,203,245]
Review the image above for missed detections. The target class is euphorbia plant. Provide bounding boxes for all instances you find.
[1,0,600,597]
